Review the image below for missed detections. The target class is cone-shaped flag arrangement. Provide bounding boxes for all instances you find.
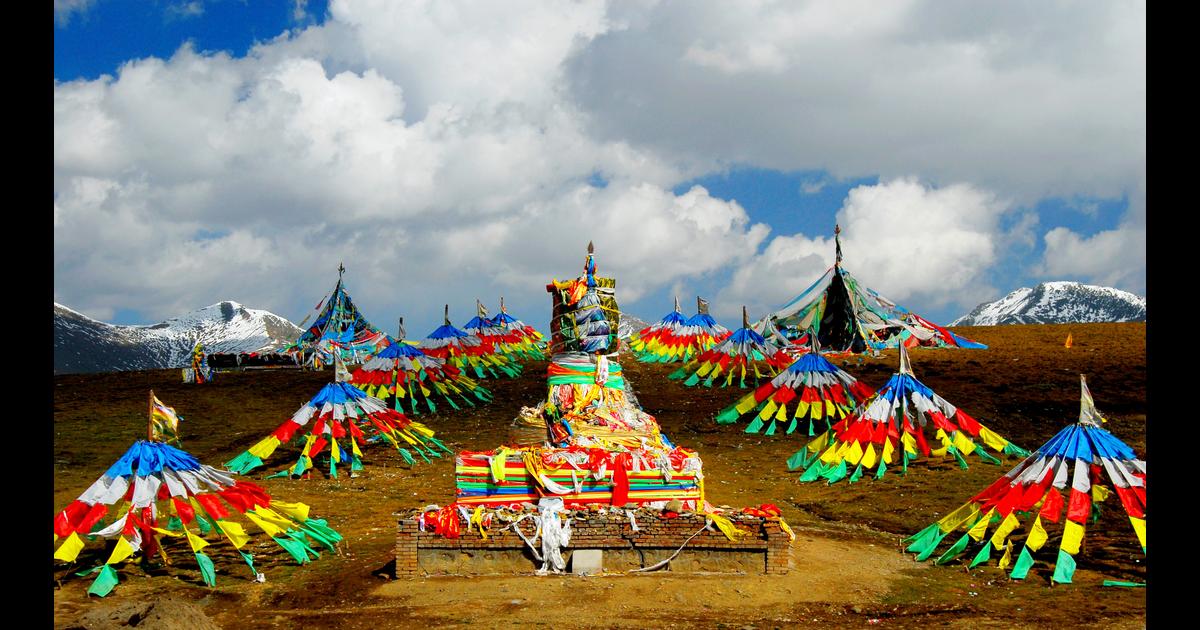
[462,299,544,364]
[351,319,493,416]
[630,296,731,363]
[225,357,450,477]
[670,307,794,388]
[288,263,389,366]
[906,376,1145,584]
[627,296,689,361]
[487,297,547,360]
[53,439,342,597]
[763,224,986,352]
[421,304,521,379]
[787,345,1028,483]
[714,331,875,436]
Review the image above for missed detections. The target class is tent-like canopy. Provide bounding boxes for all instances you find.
[787,345,1027,483]
[351,319,493,415]
[762,225,987,352]
[715,332,875,435]
[225,362,449,477]
[53,439,341,596]
[288,263,389,365]
[906,376,1145,584]
[669,307,793,388]
[422,305,521,378]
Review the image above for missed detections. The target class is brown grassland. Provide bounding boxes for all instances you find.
[52,322,1146,628]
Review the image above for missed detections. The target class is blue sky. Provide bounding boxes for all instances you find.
[55,1,328,81]
[54,1,1145,334]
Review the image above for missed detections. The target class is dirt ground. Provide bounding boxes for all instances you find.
[52,322,1146,628]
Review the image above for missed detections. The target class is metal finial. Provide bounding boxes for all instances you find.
[587,241,594,254]
[444,304,450,325]
[338,262,345,277]
[742,306,749,329]
[834,224,843,265]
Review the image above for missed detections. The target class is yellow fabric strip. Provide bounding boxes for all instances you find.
[977,426,1009,451]
[1061,520,1085,555]
[967,508,995,541]
[54,532,85,563]
[990,512,1021,550]
[186,529,209,552]
[216,520,251,549]
[247,435,282,459]
[1129,517,1146,551]
[245,511,287,537]
[270,501,311,522]
[106,536,136,564]
[1026,515,1048,551]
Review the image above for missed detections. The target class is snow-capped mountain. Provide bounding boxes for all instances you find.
[618,313,652,340]
[952,282,1146,326]
[54,301,302,374]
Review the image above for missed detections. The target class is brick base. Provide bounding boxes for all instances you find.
[396,512,792,577]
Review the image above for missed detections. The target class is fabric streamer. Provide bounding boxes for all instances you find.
[53,440,341,597]
[905,376,1145,584]
[225,372,449,477]
[788,344,1026,483]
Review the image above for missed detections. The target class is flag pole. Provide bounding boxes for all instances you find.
[147,389,155,441]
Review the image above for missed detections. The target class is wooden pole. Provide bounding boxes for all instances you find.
[147,389,155,441]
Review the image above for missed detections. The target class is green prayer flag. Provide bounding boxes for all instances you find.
[195,551,217,587]
[87,565,120,597]
[1009,546,1035,580]
[848,463,863,484]
[1052,549,1077,584]
[798,460,826,483]
[785,449,810,471]
[969,541,992,568]
[714,406,740,424]
[935,533,972,565]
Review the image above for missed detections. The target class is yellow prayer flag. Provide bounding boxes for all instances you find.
[1026,515,1049,551]
[54,532,86,563]
[106,536,136,565]
[990,512,1021,549]
[860,443,878,470]
[186,530,210,552]
[951,430,977,455]
[247,436,282,459]
[977,427,1009,452]
[967,508,994,541]
[998,540,1013,570]
[845,441,865,466]
[1129,517,1146,551]
[244,511,287,537]
[1061,520,1085,555]
[216,520,251,549]
[270,501,310,522]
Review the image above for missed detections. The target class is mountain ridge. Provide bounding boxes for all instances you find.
[54,301,301,374]
[952,281,1146,326]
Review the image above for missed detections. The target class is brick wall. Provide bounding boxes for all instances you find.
[396,512,792,576]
